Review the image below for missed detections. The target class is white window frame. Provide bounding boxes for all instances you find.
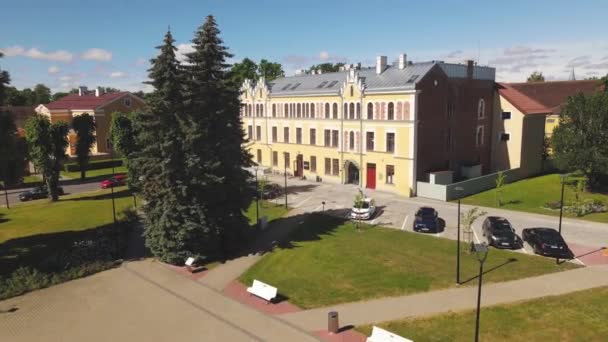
[476,125,484,147]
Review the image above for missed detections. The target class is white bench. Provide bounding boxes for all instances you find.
[246,279,278,302]
[367,326,413,342]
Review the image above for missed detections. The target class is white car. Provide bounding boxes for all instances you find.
[350,198,376,220]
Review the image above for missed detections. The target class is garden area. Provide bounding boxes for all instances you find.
[460,173,608,223]
[240,213,577,309]
[357,286,608,341]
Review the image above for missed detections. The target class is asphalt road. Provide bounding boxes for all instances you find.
[2,180,102,208]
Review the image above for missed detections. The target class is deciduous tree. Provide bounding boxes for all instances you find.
[72,113,96,179]
[527,71,545,83]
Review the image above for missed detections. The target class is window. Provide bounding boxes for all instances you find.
[366,132,374,151]
[386,132,395,153]
[387,102,395,120]
[284,152,290,168]
[349,103,355,119]
[248,104,252,116]
[272,151,278,166]
[446,102,455,120]
[290,103,294,117]
[349,131,355,150]
[272,127,277,142]
[478,98,485,119]
[284,127,290,143]
[256,125,261,141]
[332,103,338,119]
[317,81,328,89]
[282,83,292,91]
[310,156,317,172]
[310,128,316,145]
[344,103,348,119]
[546,118,555,123]
[259,89,262,97]
[272,104,276,117]
[350,86,354,97]
[476,126,484,146]
[305,103,309,118]
[501,111,511,120]
[256,149,262,163]
[356,103,361,119]
[260,104,264,117]
[500,133,510,141]
[297,103,301,118]
[331,130,339,147]
[291,83,301,90]
[248,125,253,140]
[327,80,338,88]
[123,97,132,107]
[296,127,302,144]
[284,103,288,117]
[332,159,339,176]
[324,158,331,175]
[311,103,315,117]
[106,138,112,150]
[367,103,373,120]
[324,129,331,147]
[386,165,395,184]
[325,103,330,119]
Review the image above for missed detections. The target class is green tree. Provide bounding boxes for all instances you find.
[0,112,26,194]
[33,84,51,104]
[0,52,10,105]
[308,62,345,74]
[461,207,487,245]
[230,57,258,86]
[527,71,545,83]
[552,91,608,189]
[52,92,70,101]
[110,112,138,162]
[72,113,96,180]
[495,171,506,206]
[3,87,26,106]
[182,15,252,259]
[258,59,284,81]
[24,116,68,201]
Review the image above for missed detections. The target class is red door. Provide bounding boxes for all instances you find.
[366,163,376,189]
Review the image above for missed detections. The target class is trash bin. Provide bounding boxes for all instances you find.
[328,311,339,334]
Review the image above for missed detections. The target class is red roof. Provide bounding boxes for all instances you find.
[45,92,130,110]
[498,80,602,115]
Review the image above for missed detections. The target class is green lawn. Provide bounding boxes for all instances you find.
[357,287,608,342]
[22,174,43,185]
[244,200,289,224]
[460,173,608,223]
[61,166,128,180]
[0,186,135,243]
[240,214,577,309]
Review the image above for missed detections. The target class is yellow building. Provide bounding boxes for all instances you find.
[241,55,496,197]
[35,86,146,157]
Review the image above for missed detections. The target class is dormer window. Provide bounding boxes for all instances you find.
[124,97,132,107]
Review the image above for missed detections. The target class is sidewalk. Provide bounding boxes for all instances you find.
[277,265,608,331]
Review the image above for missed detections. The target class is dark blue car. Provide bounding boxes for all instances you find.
[413,207,439,233]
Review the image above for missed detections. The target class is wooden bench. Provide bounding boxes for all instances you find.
[367,326,413,342]
[246,279,277,303]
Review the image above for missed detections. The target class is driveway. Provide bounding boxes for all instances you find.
[263,175,608,263]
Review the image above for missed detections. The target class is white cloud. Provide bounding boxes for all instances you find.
[135,57,147,66]
[0,45,73,62]
[319,51,329,61]
[110,71,126,78]
[48,66,60,74]
[81,48,112,62]
[59,75,73,82]
[176,43,194,62]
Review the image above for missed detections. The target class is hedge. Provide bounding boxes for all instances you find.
[64,158,123,172]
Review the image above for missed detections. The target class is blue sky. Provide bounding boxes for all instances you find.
[2,0,608,92]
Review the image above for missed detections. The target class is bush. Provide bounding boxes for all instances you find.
[543,201,562,210]
[564,199,607,217]
[63,158,123,172]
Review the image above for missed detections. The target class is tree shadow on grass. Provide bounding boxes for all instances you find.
[458,257,519,285]
[0,212,8,224]
[63,189,134,201]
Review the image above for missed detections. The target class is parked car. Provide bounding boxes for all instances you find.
[350,198,376,220]
[100,174,127,189]
[18,186,64,201]
[413,207,439,233]
[482,216,522,249]
[522,227,573,259]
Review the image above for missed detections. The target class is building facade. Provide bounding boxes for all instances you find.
[241,55,495,197]
[35,87,146,157]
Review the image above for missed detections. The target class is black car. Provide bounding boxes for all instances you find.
[18,186,64,201]
[482,216,522,249]
[413,207,439,233]
[522,228,573,259]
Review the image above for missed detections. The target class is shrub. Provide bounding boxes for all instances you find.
[63,158,123,172]
[543,201,562,210]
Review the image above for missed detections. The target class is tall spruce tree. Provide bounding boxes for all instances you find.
[135,29,201,263]
[182,16,252,257]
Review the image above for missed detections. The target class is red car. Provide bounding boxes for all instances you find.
[101,174,127,189]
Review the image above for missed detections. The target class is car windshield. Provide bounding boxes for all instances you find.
[494,220,512,231]
[538,230,561,243]
[418,208,435,217]
[360,201,370,209]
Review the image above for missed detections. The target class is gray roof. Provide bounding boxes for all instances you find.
[264,61,495,96]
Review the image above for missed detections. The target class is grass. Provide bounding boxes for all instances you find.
[22,174,42,185]
[239,214,578,309]
[357,287,608,342]
[0,186,135,243]
[244,200,289,224]
[61,165,128,180]
[460,173,608,223]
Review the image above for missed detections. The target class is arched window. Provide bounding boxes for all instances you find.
[350,86,354,97]
[305,103,309,118]
[333,103,338,119]
[478,99,485,119]
[367,103,373,120]
[272,104,276,117]
[349,103,355,120]
[356,103,361,119]
[311,103,315,118]
[344,103,348,119]
[291,103,295,118]
[260,104,264,117]
[325,103,330,119]
[248,104,252,116]
[349,131,355,150]
[297,103,301,118]
[387,102,395,120]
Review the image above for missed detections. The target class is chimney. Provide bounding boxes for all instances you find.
[466,60,474,79]
[376,55,387,74]
[95,87,102,97]
[78,86,88,96]
[398,54,407,70]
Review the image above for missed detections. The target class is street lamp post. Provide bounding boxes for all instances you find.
[254,165,260,228]
[322,201,326,211]
[110,147,117,225]
[557,174,568,264]
[455,186,464,284]
[283,153,288,209]
[472,242,489,342]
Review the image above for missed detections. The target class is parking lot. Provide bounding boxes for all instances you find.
[263,174,608,265]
